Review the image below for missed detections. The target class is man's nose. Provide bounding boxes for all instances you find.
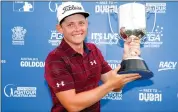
[74,24,80,31]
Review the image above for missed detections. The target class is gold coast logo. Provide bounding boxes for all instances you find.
[107,60,121,69]
[20,57,45,68]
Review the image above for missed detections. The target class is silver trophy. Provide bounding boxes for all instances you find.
[117,3,153,80]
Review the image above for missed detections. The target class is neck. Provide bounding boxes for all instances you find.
[73,44,84,54]
[64,39,84,54]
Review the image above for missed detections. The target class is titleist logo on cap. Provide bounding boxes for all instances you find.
[62,5,82,14]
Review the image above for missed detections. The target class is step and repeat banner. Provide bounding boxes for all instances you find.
[1,1,178,112]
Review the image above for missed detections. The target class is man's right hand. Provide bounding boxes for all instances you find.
[106,64,141,91]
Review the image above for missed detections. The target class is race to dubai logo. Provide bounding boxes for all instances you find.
[95,1,118,14]
[139,89,162,102]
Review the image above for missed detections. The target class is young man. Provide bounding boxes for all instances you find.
[45,2,141,112]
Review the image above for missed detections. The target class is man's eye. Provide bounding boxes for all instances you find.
[79,22,85,25]
[68,24,74,27]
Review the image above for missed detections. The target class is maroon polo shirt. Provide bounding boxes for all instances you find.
[44,39,112,112]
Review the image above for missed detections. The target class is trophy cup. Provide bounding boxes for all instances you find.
[117,3,153,80]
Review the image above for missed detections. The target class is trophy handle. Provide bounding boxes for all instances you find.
[146,4,157,32]
[140,4,158,44]
[107,7,123,42]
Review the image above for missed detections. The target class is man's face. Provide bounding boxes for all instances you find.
[57,14,88,45]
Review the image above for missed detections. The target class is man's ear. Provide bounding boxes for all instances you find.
[56,24,63,34]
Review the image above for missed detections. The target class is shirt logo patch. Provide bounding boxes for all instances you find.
[90,60,97,65]
[56,81,65,88]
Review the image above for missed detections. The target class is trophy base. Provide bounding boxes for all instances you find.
[118,59,153,80]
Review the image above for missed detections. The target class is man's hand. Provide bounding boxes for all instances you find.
[123,36,141,59]
[105,64,141,92]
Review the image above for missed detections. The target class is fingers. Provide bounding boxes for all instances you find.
[114,64,121,72]
[111,73,141,90]
[125,37,141,44]
[129,41,141,56]
[122,74,141,84]
[120,73,140,78]
[124,76,141,84]
[130,48,141,56]
[133,39,141,44]
[130,41,140,46]
[125,37,132,44]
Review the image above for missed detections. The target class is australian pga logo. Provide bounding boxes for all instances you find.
[12,26,27,45]
[4,84,37,97]
[142,25,163,48]
[139,89,162,102]
[49,30,63,46]
[13,1,34,12]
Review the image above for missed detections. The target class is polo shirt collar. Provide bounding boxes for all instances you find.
[58,38,91,57]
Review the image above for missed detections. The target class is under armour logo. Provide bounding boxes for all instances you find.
[90,60,97,65]
[56,81,65,88]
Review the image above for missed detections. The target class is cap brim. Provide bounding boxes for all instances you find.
[78,12,90,18]
[60,12,89,24]
[68,12,89,18]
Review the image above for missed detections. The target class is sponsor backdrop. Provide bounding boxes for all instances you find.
[1,1,178,112]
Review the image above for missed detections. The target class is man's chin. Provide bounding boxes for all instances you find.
[73,39,85,45]
[74,41,84,45]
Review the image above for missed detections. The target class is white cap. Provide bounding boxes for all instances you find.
[57,2,89,24]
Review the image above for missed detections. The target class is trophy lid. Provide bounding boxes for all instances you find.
[119,3,146,30]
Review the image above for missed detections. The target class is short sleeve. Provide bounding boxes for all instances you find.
[93,45,112,74]
[44,55,74,93]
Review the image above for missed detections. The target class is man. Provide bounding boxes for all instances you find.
[45,2,141,112]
